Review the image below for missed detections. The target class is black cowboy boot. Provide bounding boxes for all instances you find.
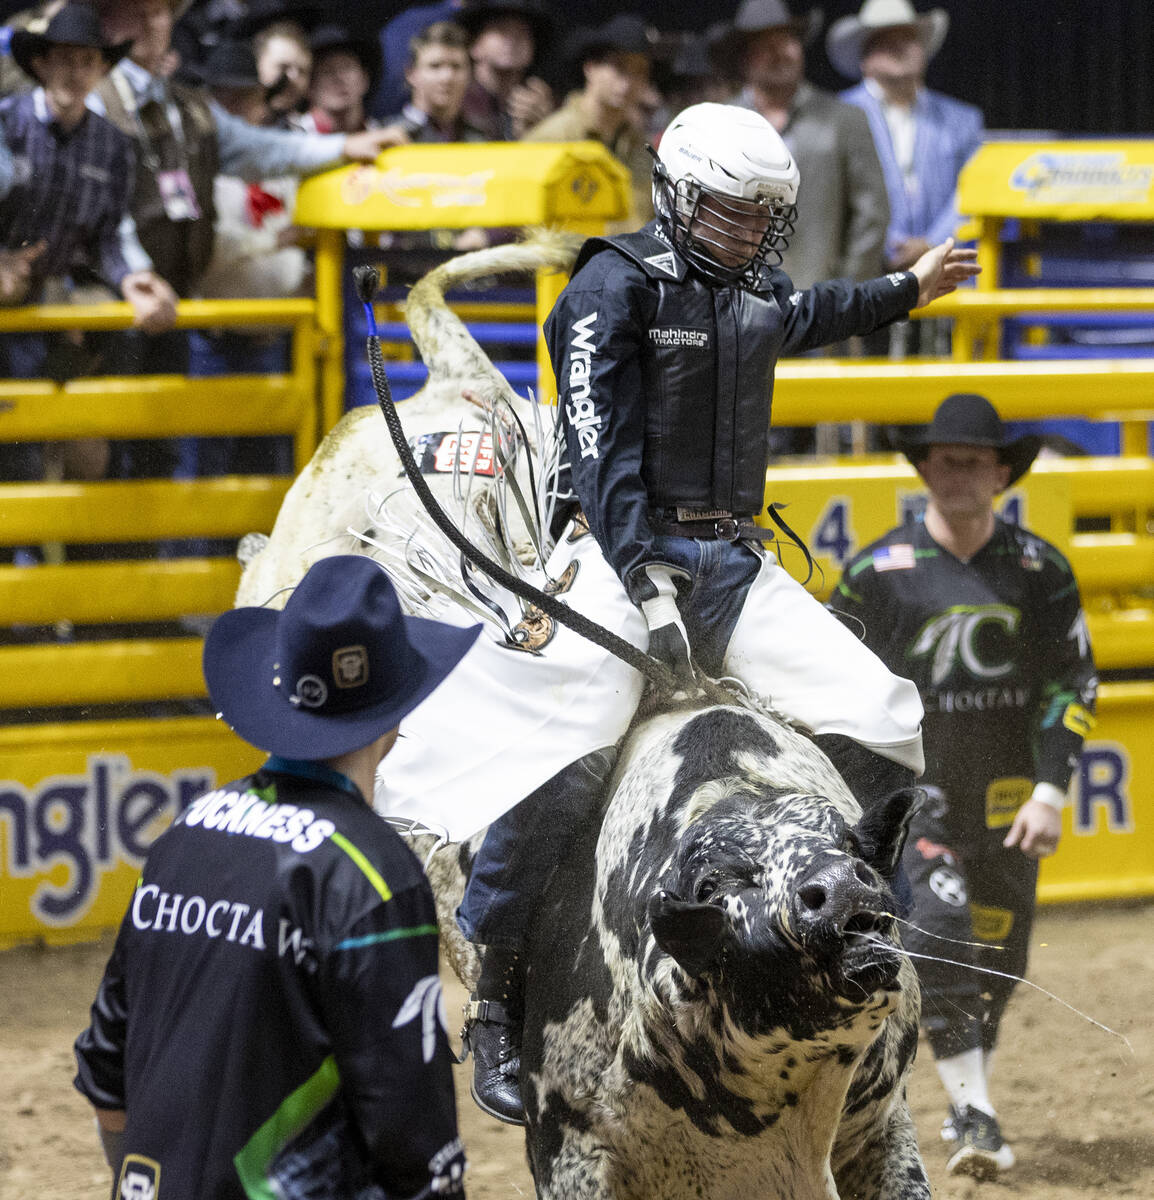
[463,946,525,1125]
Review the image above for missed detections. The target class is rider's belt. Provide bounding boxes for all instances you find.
[649,507,775,543]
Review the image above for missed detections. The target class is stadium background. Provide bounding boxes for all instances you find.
[0,0,1143,133]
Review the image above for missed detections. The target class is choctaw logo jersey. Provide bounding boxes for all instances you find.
[830,516,1097,812]
[74,763,465,1200]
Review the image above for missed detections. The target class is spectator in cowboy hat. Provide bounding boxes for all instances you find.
[522,13,656,230]
[718,0,889,454]
[299,23,382,134]
[75,554,477,1196]
[172,0,288,87]
[719,0,889,295]
[0,3,173,322]
[190,39,306,494]
[0,2,178,503]
[0,0,65,97]
[196,38,269,124]
[829,0,984,276]
[459,0,554,139]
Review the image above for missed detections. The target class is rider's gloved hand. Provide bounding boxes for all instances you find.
[628,563,694,689]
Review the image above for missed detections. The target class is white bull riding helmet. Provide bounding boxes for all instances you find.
[653,102,800,287]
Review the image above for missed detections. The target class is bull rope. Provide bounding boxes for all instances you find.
[354,263,708,697]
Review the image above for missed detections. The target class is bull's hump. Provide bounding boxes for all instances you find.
[670,709,781,806]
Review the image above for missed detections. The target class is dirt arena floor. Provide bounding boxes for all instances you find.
[1,901,1150,1200]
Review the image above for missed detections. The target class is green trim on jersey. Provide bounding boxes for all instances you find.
[330,831,392,902]
[234,1054,340,1199]
[245,782,277,805]
[835,580,863,604]
[335,923,439,952]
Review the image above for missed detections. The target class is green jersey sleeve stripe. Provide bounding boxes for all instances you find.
[329,831,393,902]
[334,924,439,952]
[234,1055,341,1199]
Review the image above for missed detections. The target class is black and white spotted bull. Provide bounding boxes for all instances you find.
[232,234,928,1198]
[506,703,927,1200]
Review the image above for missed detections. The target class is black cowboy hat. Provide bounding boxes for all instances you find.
[204,555,479,760]
[308,24,383,96]
[897,393,1043,489]
[568,13,655,66]
[11,4,132,83]
[457,0,554,49]
[230,0,325,40]
[193,40,263,89]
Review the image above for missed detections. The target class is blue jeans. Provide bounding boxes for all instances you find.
[649,534,762,676]
[456,534,760,952]
[456,746,618,951]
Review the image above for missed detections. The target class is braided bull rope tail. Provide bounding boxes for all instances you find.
[353,264,684,695]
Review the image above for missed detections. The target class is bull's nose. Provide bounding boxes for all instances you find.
[793,859,888,942]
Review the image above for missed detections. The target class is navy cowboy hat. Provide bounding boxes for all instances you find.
[204,555,479,760]
[11,4,132,83]
[897,393,1043,489]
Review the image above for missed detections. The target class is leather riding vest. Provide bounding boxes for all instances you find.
[579,230,785,517]
[96,72,219,297]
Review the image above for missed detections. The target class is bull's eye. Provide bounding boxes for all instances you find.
[695,876,720,903]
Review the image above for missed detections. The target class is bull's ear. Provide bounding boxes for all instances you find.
[648,890,727,978]
[855,787,924,878]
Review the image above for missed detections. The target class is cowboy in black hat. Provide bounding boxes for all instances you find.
[10,2,132,87]
[897,392,1043,495]
[0,4,176,321]
[521,12,656,228]
[193,39,269,124]
[830,397,1095,1179]
[75,555,477,1197]
[302,24,383,134]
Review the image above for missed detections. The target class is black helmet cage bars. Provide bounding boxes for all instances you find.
[652,156,797,288]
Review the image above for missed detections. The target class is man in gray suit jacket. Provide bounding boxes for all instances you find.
[718,0,890,452]
[721,0,889,292]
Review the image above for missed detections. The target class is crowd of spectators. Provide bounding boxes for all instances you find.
[0,0,983,514]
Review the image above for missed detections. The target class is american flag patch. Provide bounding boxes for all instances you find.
[873,544,916,571]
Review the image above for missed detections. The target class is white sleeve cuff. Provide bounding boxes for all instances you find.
[1031,781,1067,812]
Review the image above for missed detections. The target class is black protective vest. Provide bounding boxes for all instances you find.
[579,230,786,516]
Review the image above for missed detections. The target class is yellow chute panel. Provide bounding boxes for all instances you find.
[295,142,631,231]
[959,140,1154,221]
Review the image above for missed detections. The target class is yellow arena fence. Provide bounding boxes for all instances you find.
[1,141,1152,947]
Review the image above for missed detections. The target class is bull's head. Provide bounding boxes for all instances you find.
[647,786,920,1027]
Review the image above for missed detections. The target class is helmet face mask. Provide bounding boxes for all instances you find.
[658,171,797,286]
[652,102,800,288]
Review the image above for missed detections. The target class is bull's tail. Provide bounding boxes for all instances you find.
[402,228,584,407]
